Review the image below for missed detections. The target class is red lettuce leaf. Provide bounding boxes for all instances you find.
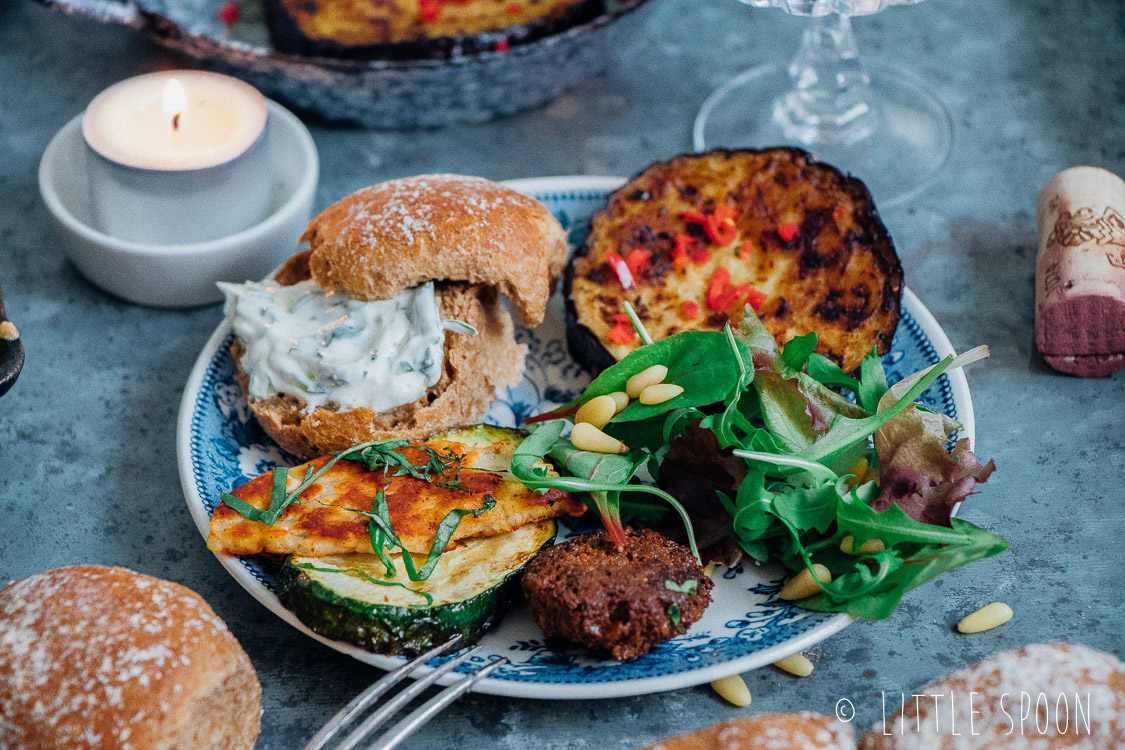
[872,403,996,526]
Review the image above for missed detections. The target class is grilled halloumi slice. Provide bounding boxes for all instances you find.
[566,148,903,373]
[207,425,584,557]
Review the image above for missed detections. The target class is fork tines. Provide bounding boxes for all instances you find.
[303,634,507,750]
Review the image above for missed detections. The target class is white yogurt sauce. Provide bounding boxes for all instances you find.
[219,279,450,413]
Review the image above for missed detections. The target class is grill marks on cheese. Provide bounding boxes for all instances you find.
[571,149,903,372]
[208,441,584,557]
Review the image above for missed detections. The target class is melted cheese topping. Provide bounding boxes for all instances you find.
[219,279,445,414]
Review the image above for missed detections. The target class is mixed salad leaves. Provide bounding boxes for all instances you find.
[511,305,1006,620]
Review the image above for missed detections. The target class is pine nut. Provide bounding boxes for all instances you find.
[0,321,17,341]
[772,652,814,677]
[710,674,751,707]
[575,395,618,430]
[840,536,885,554]
[608,391,630,413]
[626,364,668,398]
[702,563,715,578]
[779,564,831,600]
[957,602,1013,634]
[570,422,627,454]
[639,383,684,405]
[859,538,885,554]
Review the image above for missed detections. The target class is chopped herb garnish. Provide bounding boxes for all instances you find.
[664,579,698,594]
[666,602,684,632]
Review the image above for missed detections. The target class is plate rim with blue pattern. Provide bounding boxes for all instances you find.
[177,175,976,699]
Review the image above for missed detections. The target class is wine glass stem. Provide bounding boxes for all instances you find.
[774,13,878,147]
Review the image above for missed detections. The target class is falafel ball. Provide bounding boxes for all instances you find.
[520,527,713,660]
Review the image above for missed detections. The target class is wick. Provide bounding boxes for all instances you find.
[172,113,181,130]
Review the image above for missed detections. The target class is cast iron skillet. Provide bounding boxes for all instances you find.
[0,280,23,398]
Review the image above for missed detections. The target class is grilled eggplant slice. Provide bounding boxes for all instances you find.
[566,148,903,373]
[279,520,558,655]
[266,0,604,60]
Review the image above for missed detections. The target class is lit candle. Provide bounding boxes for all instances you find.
[82,71,271,245]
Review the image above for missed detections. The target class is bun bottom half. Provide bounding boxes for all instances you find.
[236,262,525,459]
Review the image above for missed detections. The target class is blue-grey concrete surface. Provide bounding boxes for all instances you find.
[1,0,1123,747]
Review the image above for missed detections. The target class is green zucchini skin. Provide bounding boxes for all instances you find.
[277,558,523,656]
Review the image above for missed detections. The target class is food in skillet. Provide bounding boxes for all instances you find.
[219,175,567,461]
[565,148,902,374]
[265,0,604,59]
[209,425,585,654]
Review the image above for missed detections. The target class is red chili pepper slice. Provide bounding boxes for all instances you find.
[611,313,631,326]
[738,242,753,261]
[672,234,694,268]
[606,251,635,289]
[218,1,241,23]
[835,206,847,218]
[505,1,522,11]
[493,40,510,52]
[607,324,636,344]
[705,216,738,245]
[625,249,651,277]
[419,0,441,20]
[705,267,731,311]
[778,222,800,242]
[681,301,699,319]
[745,287,768,310]
[680,210,708,225]
[712,204,739,222]
[692,248,712,265]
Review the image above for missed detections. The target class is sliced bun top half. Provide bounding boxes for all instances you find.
[299,174,567,326]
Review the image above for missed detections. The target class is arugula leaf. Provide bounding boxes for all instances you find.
[361,491,497,582]
[799,519,1009,619]
[510,421,700,560]
[807,353,860,391]
[665,579,699,594]
[857,348,889,412]
[780,332,818,376]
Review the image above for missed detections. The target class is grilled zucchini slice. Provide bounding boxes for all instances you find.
[279,520,557,655]
[565,147,903,373]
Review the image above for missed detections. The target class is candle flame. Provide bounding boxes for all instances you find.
[163,78,188,130]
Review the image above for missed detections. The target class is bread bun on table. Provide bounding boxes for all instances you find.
[859,642,1125,749]
[0,565,261,750]
[224,174,565,460]
[641,712,856,750]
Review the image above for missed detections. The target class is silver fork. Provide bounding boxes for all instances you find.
[303,635,508,750]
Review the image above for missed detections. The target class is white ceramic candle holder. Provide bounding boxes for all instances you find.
[39,100,318,308]
[82,71,272,245]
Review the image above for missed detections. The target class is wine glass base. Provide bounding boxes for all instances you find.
[693,62,953,208]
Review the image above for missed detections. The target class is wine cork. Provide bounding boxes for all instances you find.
[1035,166,1125,377]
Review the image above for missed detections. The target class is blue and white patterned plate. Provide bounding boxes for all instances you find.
[177,176,976,699]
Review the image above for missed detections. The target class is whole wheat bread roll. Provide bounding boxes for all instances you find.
[641,712,856,750]
[0,565,261,750]
[860,642,1125,749]
[299,174,568,326]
